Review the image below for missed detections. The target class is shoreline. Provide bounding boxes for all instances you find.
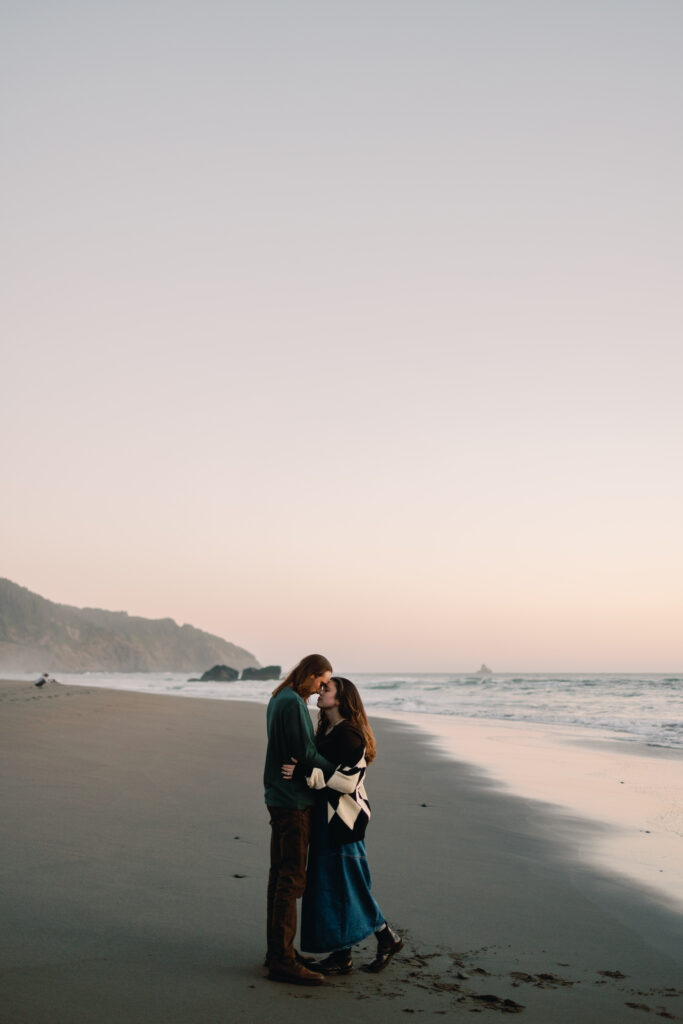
[1,679,682,1023]
[372,708,683,913]
[6,669,682,753]
[5,676,682,911]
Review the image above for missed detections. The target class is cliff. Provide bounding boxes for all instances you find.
[0,578,260,673]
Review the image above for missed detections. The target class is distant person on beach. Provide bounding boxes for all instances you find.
[34,673,49,688]
[282,676,402,975]
[263,653,336,986]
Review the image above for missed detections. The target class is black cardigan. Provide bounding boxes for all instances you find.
[296,720,371,846]
[316,720,364,766]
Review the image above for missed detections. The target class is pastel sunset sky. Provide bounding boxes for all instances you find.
[3,1,682,672]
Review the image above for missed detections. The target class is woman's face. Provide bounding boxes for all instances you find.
[317,678,339,711]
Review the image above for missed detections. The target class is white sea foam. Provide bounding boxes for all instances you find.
[13,670,683,749]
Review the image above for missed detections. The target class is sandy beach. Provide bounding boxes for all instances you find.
[1,679,681,1024]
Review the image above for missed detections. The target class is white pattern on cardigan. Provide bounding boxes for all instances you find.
[306,750,371,843]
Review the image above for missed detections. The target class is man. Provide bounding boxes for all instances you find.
[264,653,335,985]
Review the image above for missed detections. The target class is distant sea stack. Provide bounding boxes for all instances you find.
[0,578,260,673]
[191,664,282,682]
[240,665,281,681]
[198,665,240,682]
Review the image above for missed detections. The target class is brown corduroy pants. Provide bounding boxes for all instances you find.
[266,806,311,965]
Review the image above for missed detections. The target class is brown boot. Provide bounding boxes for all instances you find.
[268,958,325,986]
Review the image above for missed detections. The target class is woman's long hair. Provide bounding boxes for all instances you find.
[271,653,333,697]
[316,676,377,764]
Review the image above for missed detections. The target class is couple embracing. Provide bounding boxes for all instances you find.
[263,653,402,986]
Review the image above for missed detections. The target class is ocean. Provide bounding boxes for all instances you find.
[10,666,683,906]
[14,670,683,750]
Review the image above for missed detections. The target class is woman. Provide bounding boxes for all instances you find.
[282,676,402,975]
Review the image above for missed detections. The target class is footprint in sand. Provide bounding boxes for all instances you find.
[471,993,525,1013]
[509,971,574,990]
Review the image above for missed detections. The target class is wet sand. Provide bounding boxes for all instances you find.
[376,709,683,911]
[1,679,681,1023]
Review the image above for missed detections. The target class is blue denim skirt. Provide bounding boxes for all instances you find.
[300,799,385,954]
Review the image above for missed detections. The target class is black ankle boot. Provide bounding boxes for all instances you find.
[314,948,353,975]
[362,924,403,972]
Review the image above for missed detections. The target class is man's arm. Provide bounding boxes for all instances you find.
[284,699,335,773]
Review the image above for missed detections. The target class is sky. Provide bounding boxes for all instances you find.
[2,1,682,672]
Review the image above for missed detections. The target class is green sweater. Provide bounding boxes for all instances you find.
[263,687,334,809]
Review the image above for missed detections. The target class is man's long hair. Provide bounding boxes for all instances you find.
[271,653,333,697]
[316,676,377,764]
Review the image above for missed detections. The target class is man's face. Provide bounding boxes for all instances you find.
[301,670,332,700]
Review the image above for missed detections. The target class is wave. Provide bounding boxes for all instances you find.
[15,670,682,751]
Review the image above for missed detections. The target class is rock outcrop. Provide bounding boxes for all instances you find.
[198,665,239,682]
[0,578,260,673]
[240,665,282,681]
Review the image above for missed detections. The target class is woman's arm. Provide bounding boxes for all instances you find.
[281,722,365,790]
[297,729,365,793]
[304,758,364,793]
